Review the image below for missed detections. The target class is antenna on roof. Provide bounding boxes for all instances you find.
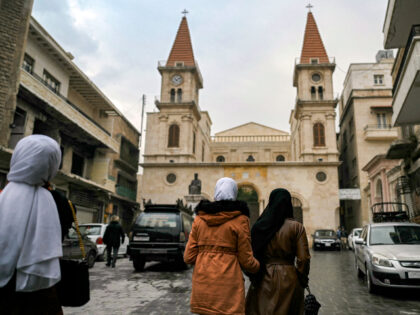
[182,9,189,17]
[306,3,313,12]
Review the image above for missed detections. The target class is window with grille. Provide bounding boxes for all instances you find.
[374,75,384,85]
[216,155,225,162]
[168,124,180,147]
[22,54,34,74]
[313,123,325,146]
[42,70,60,94]
[276,155,285,162]
[376,113,387,128]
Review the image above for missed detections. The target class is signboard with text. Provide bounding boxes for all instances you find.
[339,189,361,200]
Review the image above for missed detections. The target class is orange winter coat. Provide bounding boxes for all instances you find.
[184,210,260,315]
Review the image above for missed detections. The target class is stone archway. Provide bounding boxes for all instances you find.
[237,185,259,226]
[292,197,303,224]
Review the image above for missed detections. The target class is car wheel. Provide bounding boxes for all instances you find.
[366,267,378,294]
[133,256,145,272]
[86,251,96,268]
[355,257,363,279]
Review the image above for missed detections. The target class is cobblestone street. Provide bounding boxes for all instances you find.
[64,250,420,315]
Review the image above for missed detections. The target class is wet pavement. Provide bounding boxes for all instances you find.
[64,250,420,315]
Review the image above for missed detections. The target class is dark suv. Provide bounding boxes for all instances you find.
[129,204,193,271]
[312,229,341,251]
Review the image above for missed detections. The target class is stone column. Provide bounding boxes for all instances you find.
[0,0,34,146]
[325,112,337,155]
[300,114,312,161]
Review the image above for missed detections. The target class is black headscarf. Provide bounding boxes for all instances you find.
[251,188,294,265]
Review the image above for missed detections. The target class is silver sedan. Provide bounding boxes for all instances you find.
[354,222,420,293]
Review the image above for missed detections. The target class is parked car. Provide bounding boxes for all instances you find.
[129,204,193,271]
[78,223,129,261]
[312,229,341,250]
[62,227,98,268]
[348,228,362,250]
[355,222,420,293]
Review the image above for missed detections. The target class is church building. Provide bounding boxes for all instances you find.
[140,12,340,240]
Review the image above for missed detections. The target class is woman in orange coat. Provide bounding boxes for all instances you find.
[184,177,260,315]
[245,188,311,315]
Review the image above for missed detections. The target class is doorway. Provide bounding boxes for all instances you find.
[237,185,259,226]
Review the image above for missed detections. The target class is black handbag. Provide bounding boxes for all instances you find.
[304,286,321,315]
[56,201,90,307]
[57,259,90,306]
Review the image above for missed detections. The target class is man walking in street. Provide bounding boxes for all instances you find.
[103,215,125,268]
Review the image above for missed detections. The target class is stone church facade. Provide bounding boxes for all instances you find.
[140,12,340,240]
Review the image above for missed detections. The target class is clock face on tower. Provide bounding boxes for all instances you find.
[171,75,183,85]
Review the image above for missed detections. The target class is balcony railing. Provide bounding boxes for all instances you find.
[294,57,336,65]
[211,135,290,143]
[116,185,136,201]
[393,25,420,95]
[363,124,393,131]
[22,68,111,136]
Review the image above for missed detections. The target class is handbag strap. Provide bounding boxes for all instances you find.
[68,200,86,259]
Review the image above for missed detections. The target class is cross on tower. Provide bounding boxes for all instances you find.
[182,9,189,17]
[306,3,313,12]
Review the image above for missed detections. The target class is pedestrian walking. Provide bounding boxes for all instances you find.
[245,188,311,315]
[103,215,125,268]
[340,226,348,250]
[0,135,63,315]
[184,177,260,315]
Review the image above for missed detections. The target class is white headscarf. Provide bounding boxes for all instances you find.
[214,177,238,201]
[0,135,62,292]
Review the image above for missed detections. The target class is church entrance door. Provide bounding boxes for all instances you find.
[237,185,259,226]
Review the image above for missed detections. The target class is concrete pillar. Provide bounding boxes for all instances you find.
[0,0,34,147]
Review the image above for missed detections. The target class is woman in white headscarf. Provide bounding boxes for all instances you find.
[184,177,260,315]
[0,135,63,314]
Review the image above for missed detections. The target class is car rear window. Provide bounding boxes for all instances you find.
[79,225,102,235]
[315,230,335,237]
[370,225,420,245]
[136,212,179,228]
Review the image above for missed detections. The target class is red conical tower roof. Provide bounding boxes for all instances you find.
[300,12,329,64]
[166,17,195,67]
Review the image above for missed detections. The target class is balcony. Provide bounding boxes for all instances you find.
[211,135,290,143]
[20,69,119,152]
[383,0,420,49]
[391,25,420,125]
[363,125,398,141]
[116,185,136,201]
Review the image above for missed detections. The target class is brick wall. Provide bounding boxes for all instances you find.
[0,0,33,146]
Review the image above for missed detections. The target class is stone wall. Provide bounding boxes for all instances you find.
[0,0,33,146]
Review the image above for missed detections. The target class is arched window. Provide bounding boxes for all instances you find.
[246,155,255,162]
[376,179,383,203]
[168,124,180,147]
[276,155,285,162]
[318,86,323,100]
[311,86,316,100]
[216,155,225,162]
[170,89,175,102]
[313,123,325,147]
[177,88,182,102]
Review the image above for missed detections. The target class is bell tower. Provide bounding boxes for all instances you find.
[144,15,210,164]
[291,10,338,162]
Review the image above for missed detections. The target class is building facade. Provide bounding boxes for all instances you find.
[0,17,140,230]
[383,0,420,223]
[140,13,341,243]
[337,52,399,229]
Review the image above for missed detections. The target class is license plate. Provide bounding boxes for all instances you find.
[407,272,420,279]
[141,248,167,254]
[325,243,331,247]
[133,236,150,241]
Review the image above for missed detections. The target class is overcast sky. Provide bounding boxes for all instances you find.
[32,0,390,135]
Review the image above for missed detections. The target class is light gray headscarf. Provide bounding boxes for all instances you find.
[214,177,238,201]
[0,135,62,292]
